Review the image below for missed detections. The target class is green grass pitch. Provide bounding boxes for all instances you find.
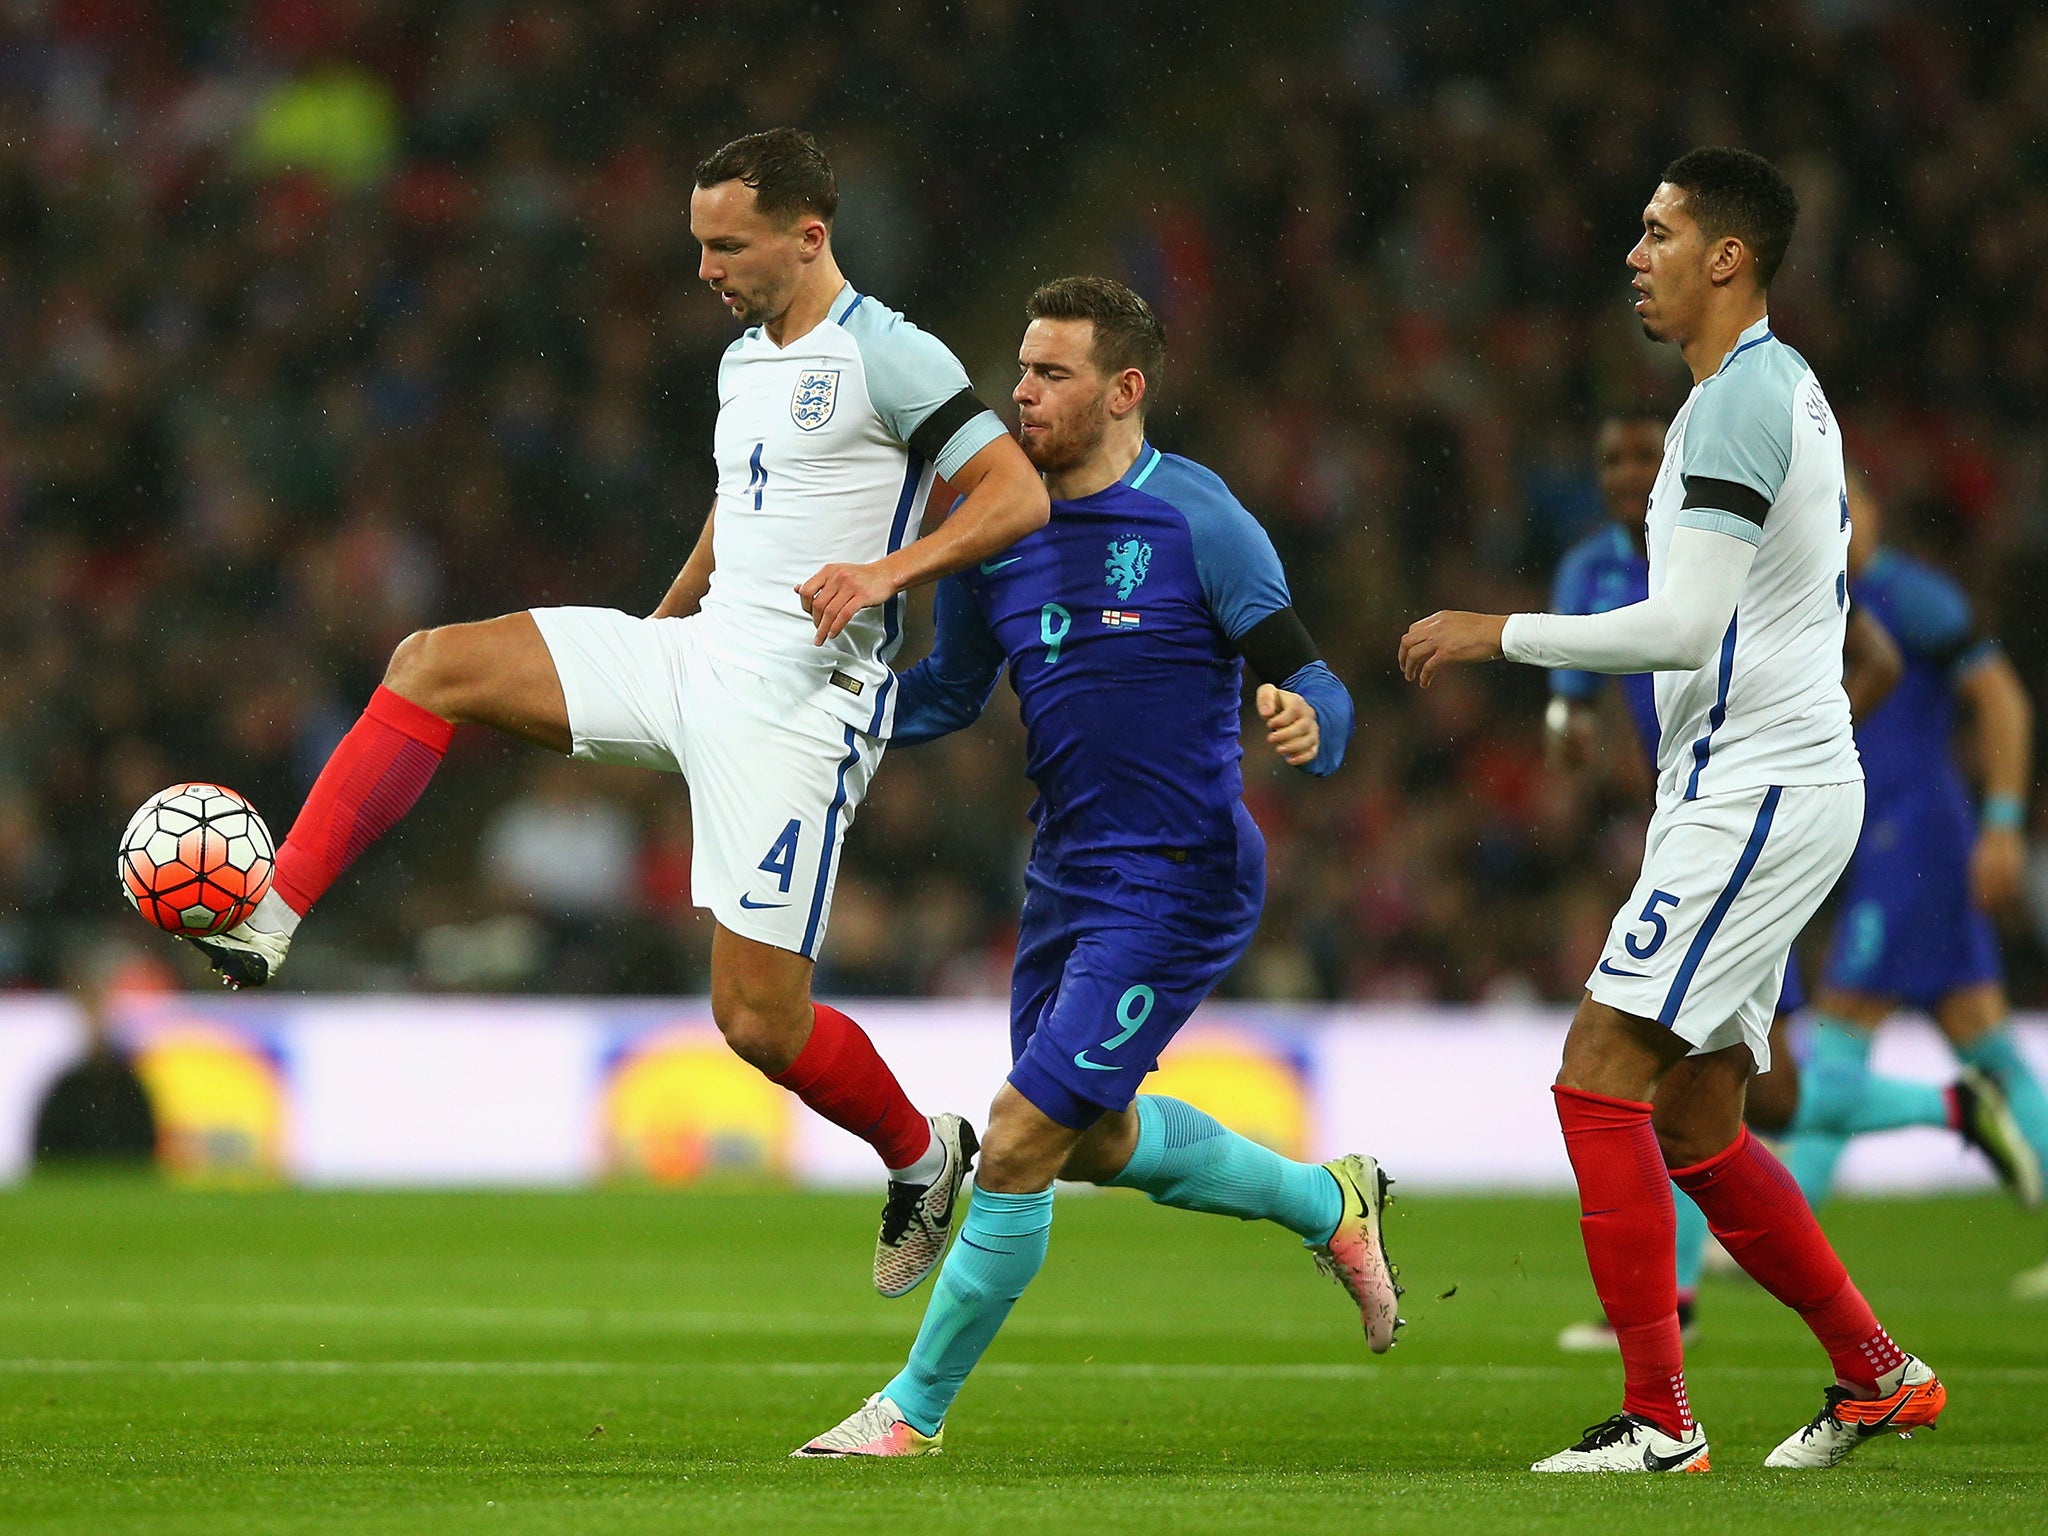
[1,1178,2042,1534]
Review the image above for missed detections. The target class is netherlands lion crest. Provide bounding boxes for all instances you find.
[790,369,840,431]
[1104,537,1152,601]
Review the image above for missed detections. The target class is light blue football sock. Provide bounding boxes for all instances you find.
[881,1185,1052,1435]
[1791,1014,1949,1135]
[1788,1016,1875,1136]
[1784,1132,1850,1208]
[1957,1027,2048,1165]
[1673,1186,1710,1296]
[1105,1094,1344,1244]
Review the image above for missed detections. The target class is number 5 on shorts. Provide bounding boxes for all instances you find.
[1627,889,1680,960]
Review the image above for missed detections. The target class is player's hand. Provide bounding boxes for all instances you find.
[1257,684,1320,768]
[796,562,897,645]
[1970,824,2026,910]
[1398,611,1507,687]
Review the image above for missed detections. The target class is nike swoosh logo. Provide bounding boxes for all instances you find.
[979,557,1023,573]
[1856,1394,1913,1436]
[737,895,790,910]
[1072,1051,1119,1072]
[1598,959,1648,978]
[1642,1442,1700,1472]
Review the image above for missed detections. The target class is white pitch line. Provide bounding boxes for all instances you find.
[1,1358,2043,1385]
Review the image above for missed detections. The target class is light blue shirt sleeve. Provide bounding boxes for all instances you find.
[1678,342,1801,512]
[892,576,1007,746]
[1144,455,1293,639]
[1282,659,1354,778]
[842,299,1007,480]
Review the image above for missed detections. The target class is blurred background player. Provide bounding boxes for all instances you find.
[1402,147,1944,1473]
[1546,411,2030,1352]
[168,128,1050,1295]
[796,277,1386,1457]
[1794,480,2048,1295]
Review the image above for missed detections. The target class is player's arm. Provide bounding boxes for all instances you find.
[651,504,717,620]
[1841,606,1902,722]
[797,316,1050,643]
[1542,554,1610,771]
[1401,523,1756,685]
[1406,383,1789,686]
[1187,489,1354,776]
[892,575,1007,746]
[1956,647,2033,908]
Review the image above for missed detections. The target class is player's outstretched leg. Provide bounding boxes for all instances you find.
[1669,1127,1946,1466]
[1785,1013,2042,1207]
[1942,985,2048,1193]
[190,615,563,988]
[1101,1094,1402,1350]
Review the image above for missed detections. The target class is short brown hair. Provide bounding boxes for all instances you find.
[694,128,837,225]
[1026,276,1166,408]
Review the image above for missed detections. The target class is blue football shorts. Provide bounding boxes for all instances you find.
[1006,840,1264,1130]
[1821,787,2002,1009]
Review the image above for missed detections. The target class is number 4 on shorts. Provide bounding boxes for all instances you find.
[759,819,801,894]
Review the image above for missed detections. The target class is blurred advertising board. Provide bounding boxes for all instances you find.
[2,997,2039,1194]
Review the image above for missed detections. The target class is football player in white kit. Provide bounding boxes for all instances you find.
[1401,148,1945,1473]
[185,129,1049,1296]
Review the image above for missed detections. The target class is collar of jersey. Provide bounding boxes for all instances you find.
[1116,440,1164,491]
[1712,315,1775,376]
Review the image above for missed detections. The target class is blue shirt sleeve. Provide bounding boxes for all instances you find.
[1146,456,1293,639]
[1282,659,1354,778]
[892,576,1006,745]
[1879,559,1992,676]
[1547,546,1605,702]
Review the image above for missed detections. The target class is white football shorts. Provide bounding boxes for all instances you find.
[1586,781,1862,1068]
[530,606,883,958]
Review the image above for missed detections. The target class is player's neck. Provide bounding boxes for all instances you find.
[763,257,849,348]
[1044,422,1145,501]
[1681,297,1769,384]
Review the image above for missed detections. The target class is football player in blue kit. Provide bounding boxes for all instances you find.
[796,277,1393,1456]
[1544,411,2032,1353]
[1791,482,2048,1292]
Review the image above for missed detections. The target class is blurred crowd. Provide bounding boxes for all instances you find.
[2,0,2045,1007]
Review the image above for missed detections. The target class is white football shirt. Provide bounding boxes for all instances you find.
[1646,316,1861,803]
[696,283,1005,737]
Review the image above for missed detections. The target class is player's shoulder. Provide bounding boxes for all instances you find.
[1863,548,1972,632]
[834,288,958,366]
[1135,449,1257,530]
[1694,324,1810,424]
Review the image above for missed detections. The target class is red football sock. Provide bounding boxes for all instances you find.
[272,686,456,916]
[771,1003,934,1173]
[1553,1085,1693,1436]
[1672,1127,1907,1393]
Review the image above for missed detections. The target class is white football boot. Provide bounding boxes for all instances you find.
[874,1113,978,1297]
[1765,1355,1946,1468]
[1532,1413,1710,1473]
[1310,1153,1404,1352]
[792,1394,941,1458]
[188,887,297,989]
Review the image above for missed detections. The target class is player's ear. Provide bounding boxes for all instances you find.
[1114,367,1147,420]
[1708,234,1747,289]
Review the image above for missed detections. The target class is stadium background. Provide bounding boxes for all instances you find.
[1,5,2045,1021]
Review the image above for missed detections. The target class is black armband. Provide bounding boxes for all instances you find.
[1235,606,1320,683]
[908,388,990,466]
[1681,474,1770,528]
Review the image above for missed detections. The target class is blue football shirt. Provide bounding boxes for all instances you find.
[895,442,1352,875]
